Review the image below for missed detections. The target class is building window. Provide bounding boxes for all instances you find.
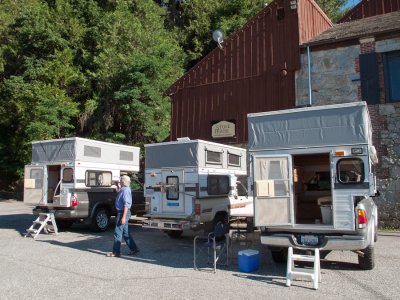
[359,53,379,104]
[384,51,400,102]
[85,171,112,187]
[207,175,229,195]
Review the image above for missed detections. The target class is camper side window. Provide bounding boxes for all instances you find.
[62,168,74,183]
[337,158,365,184]
[85,171,112,187]
[228,153,241,167]
[166,176,179,200]
[30,169,43,188]
[206,150,222,165]
[207,175,229,195]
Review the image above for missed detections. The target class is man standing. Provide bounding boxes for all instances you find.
[107,175,139,257]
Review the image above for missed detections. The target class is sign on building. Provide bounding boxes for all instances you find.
[212,121,236,138]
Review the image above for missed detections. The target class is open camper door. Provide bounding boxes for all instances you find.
[253,155,293,226]
[331,154,369,230]
[24,165,46,205]
[161,169,185,214]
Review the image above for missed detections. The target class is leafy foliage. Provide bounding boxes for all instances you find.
[0,0,184,188]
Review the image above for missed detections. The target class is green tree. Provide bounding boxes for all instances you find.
[0,0,185,188]
[316,0,347,23]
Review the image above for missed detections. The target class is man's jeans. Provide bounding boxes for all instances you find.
[113,210,138,255]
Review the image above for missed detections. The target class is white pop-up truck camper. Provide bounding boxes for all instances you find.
[248,102,378,270]
[144,139,253,237]
[23,137,141,231]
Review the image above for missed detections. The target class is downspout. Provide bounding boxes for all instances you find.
[307,46,312,106]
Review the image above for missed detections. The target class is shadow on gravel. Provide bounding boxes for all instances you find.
[37,225,201,269]
[0,213,35,236]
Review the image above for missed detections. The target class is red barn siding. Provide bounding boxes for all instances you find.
[339,0,400,23]
[298,0,332,44]
[166,0,331,144]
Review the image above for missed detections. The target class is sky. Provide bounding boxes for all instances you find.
[342,0,362,9]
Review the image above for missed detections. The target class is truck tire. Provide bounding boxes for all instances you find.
[167,230,183,238]
[271,248,287,263]
[91,207,110,232]
[204,214,229,235]
[358,245,375,270]
[56,220,73,230]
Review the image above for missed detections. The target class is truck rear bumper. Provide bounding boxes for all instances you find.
[143,218,200,231]
[260,233,369,251]
[33,207,86,220]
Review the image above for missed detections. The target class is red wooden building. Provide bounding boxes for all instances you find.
[165,0,332,144]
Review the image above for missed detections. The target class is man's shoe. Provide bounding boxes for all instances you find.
[106,252,120,257]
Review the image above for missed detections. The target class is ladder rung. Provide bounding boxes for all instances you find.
[291,254,316,262]
[27,229,38,233]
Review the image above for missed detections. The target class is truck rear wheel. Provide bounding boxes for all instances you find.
[166,230,183,238]
[358,245,375,270]
[271,248,287,263]
[91,207,110,232]
[56,220,73,230]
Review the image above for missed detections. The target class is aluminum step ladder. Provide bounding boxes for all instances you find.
[286,247,321,290]
[25,212,58,239]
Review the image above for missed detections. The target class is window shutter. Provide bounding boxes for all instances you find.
[359,53,379,104]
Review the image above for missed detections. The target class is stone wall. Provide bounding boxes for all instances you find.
[295,45,360,106]
[375,103,400,228]
[295,39,400,228]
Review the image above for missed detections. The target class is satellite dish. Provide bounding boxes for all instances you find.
[212,29,224,49]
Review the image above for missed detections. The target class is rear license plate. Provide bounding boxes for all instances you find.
[300,235,319,246]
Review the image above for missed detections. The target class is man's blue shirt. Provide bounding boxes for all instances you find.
[115,186,132,211]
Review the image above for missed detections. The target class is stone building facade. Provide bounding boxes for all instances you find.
[295,13,400,227]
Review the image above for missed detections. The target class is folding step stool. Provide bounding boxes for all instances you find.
[286,247,321,290]
[25,212,58,239]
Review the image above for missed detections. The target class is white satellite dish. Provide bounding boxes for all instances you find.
[212,29,224,49]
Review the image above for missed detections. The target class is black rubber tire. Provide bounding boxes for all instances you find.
[212,214,229,241]
[167,230,183,238]
[56,220,73,230]
[358,245,375,270]
[91,207,110,232]
[271,249,287,264]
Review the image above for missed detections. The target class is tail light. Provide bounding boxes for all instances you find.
[71,194,78,207]
[358,209,367,228]
[195,204,201,215]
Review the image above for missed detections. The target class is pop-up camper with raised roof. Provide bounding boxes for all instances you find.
[248,102,378,270]
[143,139,253,237]
[24,137,141,231]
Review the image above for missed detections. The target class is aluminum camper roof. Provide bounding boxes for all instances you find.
[31,137,140,168]
[248,102,373,151]
[145,139,246,170]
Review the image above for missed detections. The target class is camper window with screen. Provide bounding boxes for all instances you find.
[207,175,229,195]
[228,152,241,167]
[85,171,112,187]
[166,176,179,200]
[206,150,222,165]
[337,158,365,184]
[62,168,73,183]
[30,168,43,188]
